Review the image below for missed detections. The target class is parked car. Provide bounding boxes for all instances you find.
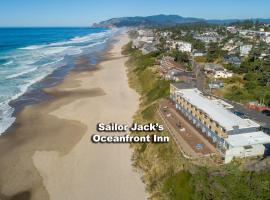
[195,143,204,150]
[262,110,270,117]
[233,111,248,119]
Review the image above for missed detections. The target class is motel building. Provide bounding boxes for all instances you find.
[170,83,270,163]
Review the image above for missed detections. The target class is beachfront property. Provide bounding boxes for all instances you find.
[132,29,155,49]
[170,83,270,163]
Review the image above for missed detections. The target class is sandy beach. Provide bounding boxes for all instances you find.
[0,32,146,200]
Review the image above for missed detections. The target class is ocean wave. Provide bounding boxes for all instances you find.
[0,102,15,135]
[6,67,38,79]
[2,60,14,66]
[0,28,115,135]
[40,57,64,67]
[19,30,112,50]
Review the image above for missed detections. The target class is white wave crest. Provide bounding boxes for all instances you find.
[6,67,38,79]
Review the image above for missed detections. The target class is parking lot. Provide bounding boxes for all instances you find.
[159,99,218,158]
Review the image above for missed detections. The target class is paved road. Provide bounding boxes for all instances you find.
[192,58,205,92]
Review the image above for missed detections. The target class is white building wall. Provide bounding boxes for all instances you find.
[224,144,265,163]
[214,71,233,79]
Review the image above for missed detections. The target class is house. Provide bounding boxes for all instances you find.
[192,50,205,57]
[176,71,195,82]
[160,56,185,72]
[165,69,182,81]
[177,41,192,52]
[141,43,157,55]
[214,70,233,79]
[223,55,241,66]
[240,45,253,57]
[194,32,221,43]
[222,43,238,52]
[168,41,192,52]
[160,56,176,70]
[226,26,237,34]
[264,36,270,44]
[132,29,155,49]
[209,80,224,89]
[170,85,270,163]
[132,39,145,49]
[204,63,224,74]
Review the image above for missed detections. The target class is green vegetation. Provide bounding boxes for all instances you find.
[163,171,193,200]
[122,41,270,200]
[224,55,270,106]
[206,42,224,62]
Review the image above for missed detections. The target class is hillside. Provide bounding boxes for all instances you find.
[92,14,270,28]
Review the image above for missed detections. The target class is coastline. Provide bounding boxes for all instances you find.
[0,31,146,200]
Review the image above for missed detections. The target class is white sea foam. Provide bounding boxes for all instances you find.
[0,102,15,135]
[40,57,64,67]
[19,30,112,51]
[0,28,115,135]
[6,67,38,79]
[2,60,14,66]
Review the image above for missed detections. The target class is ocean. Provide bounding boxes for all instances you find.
[0,27,117,134]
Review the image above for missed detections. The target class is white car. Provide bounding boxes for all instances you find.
[166,113,171,117]
[180,128,186,132]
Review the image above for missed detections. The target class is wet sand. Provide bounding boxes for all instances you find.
[0,32,146,200]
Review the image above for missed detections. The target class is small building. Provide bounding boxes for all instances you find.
[204,63,224,74]
[169,41,192,52]
[226,26,237,34]
[160,56,185,72]
[209,80,224,89]
[170,85,270,163]
[214,70,233,79]
[193,50,205,57]
[141,43,157,55]
[165,69,182,81]
[264,36,270,44]
[223,55,241,66]
[240,45,253,57]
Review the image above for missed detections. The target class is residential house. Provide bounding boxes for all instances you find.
[214,70,233,79]
[209,80,224,89]
[169,41,192,52]
[223,55,241,66]
[192,50,205,57]
[141,43,158,55]
[240,45,253,57]
[204,63,224,74]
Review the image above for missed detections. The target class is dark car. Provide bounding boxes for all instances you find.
[233,111,248,119]
[262,110,270,117]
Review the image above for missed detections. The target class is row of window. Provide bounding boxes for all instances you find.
[176,95,227,135]
[177,103,231,150]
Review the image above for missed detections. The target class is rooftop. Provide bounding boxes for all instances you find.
[176,88,260,131]
[226,131,270,147]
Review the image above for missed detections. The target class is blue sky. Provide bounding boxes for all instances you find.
[0,0,269,27]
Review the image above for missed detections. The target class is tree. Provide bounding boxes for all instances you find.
[206,42,220,62]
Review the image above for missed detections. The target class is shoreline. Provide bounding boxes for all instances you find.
[0,31,146,200]
[4,33,113,136]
